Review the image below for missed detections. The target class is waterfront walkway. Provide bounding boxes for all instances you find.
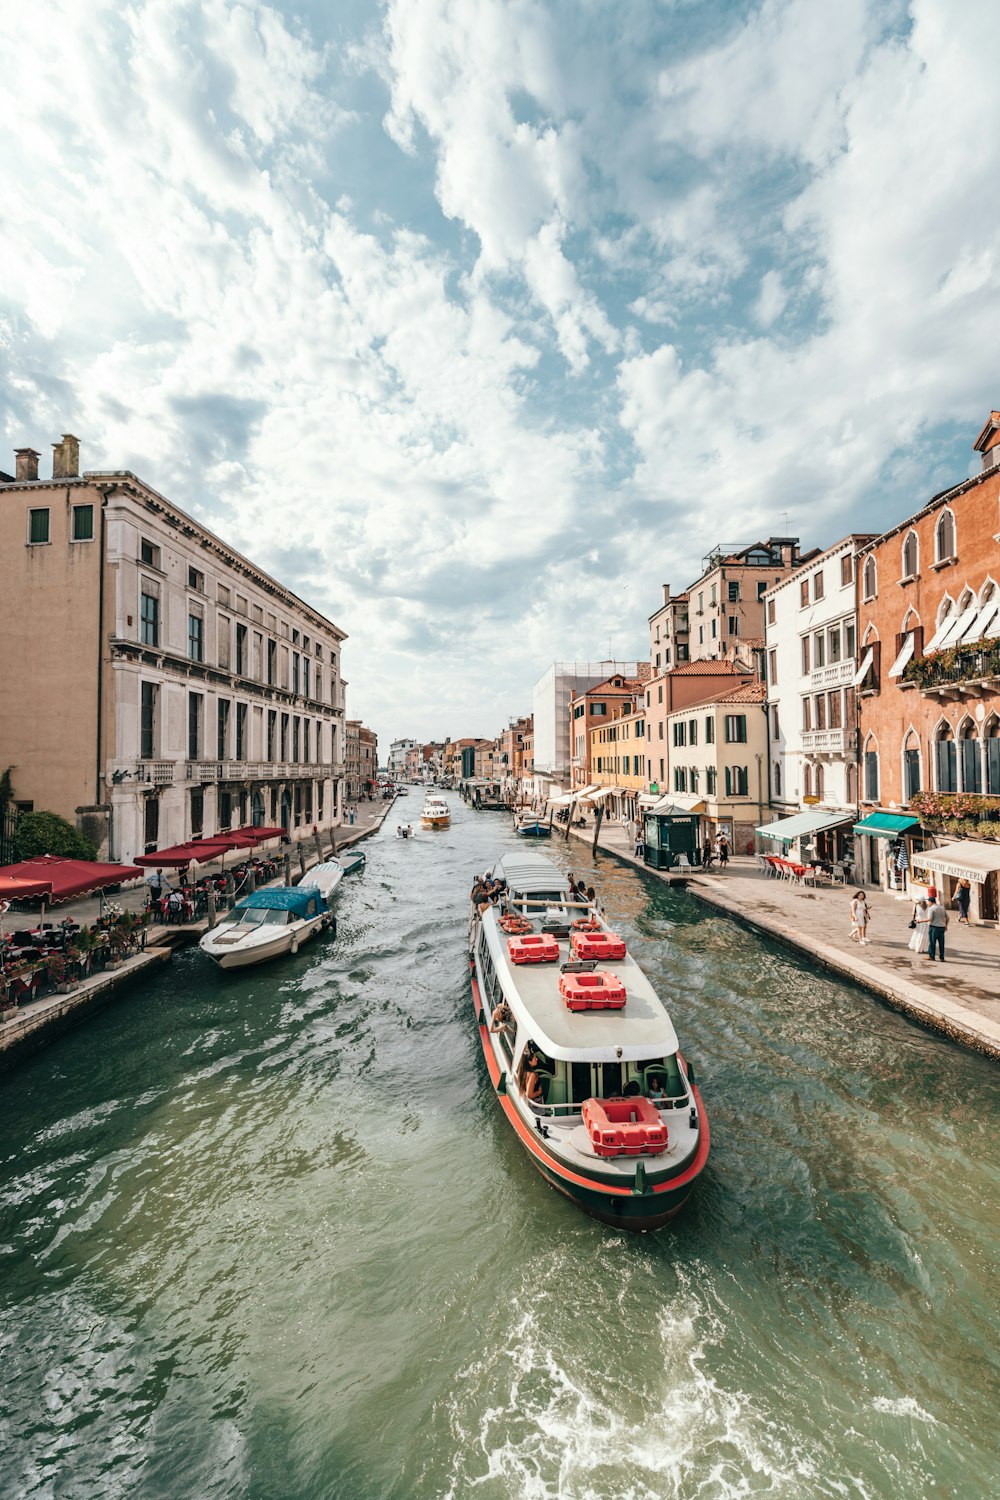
[567,819,1000,1060]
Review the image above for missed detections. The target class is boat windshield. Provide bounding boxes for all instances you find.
[222,907,290,929]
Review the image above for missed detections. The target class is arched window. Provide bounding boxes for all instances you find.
[901,530,918,579]
[862,556,877,601]
[252,790,265,827]
[958,719,982,794]
[814,762,825,800]
[986,715,1000,796]
[803,763,812,797]
[902,730,921,802]
[935,507,956,563]
[863,737,879,802]
[934,722,957,792]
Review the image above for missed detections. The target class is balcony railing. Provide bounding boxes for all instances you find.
[902,641,1000,694]
[809,659,855,690]
[186,760,346,782]
[801,728,853,756]
[131,760,175,785]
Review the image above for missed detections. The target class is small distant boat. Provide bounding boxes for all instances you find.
[421,796,451,829]
[396,824,415,840]
[515,812,550,838]
[200,886,332,969]
[337,849,366,875]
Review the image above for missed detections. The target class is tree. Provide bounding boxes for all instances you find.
[11,811,96,863]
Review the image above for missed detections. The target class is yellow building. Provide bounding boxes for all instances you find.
[587,700,647,821]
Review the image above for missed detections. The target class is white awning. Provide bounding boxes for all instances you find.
[934,602,980,653]
[757,809,853,842]
[851,647,875,686]
[637,793,660,806]
[546,792,576,807]
[921,614,954,655]
[911,841,1000,883]
[961,597,1000,643]
[887,632,916,679]
[665,793,705,811]
[587,786,623,802]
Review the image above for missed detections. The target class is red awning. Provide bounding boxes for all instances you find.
[250,826,285,841]
[2,856,143,902]
[0,873,54,901]
[134,837,240,868]
[225,830,264,848]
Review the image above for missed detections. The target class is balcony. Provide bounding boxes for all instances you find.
[130,760,175,785]
[186,761,346,782]
[809,659,855,690]
[801,728,854,757]
[902,641,1000,697]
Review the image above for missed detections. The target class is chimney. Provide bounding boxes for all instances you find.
[52,433,81,479]
[662,584,671,605]
[15,447,40,482]
[973,410,1000,471]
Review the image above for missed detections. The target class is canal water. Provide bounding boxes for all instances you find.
[2,796,998,1500]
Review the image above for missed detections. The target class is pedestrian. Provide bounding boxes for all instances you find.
[717,834,730,869]
[850,890,871,945]
[907,897,930,956]
[926,895,949,962]
[955,880,972,924]
[702,839,714,869]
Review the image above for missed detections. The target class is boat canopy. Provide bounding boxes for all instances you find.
[233,886,324,917]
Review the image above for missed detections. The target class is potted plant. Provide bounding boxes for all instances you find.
[46,953,73,994]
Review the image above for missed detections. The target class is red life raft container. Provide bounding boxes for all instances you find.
[558,970,626,1010]
[507,933,560,965]
[582,1096,669,1157]
[570,929,626,962]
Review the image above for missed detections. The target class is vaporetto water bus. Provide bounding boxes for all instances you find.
[421,796,451,829]
[470,852,709,1230]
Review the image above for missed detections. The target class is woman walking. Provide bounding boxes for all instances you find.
[908,897,930,956]
[956,880,972,924]
[850,890,871,945]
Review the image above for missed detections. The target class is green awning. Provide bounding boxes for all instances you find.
[852,812,920,838]
[756,810,852,842]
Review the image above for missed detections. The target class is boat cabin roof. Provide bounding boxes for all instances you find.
[233,885,325,917]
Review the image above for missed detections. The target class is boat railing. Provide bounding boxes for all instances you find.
[530,1089,689,1119]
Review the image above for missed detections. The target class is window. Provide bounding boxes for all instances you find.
[864,748,880,801]
[800,578,809,608]
[217,699,230,760]
[591,703,607,716]
[801,637,810,674]
[767,598,776,625]
[706,767,717,795]
[190,786,204,836]
[188,613,203,662]
[303,658,311,699]
[814,762,825,799]
[813,632,825,668]
[862,556,877,600]
[188,693,203,760]
[804,762,812,797]
[293,717,301,761]
[688,720,697,746]
[28,507,50,544]
[724,715,747,743]
[217,616,230,668]
[728,616,739,635]
[802,699,812,732]
[280,712,289,760]
[728,581,740,602]
[770,706,780,740]
[573,704,585,719]
[710,619,717,639]
[815,694,827,730]
[828,691,842,729]
[672,722,686,747]
[773,761,782,797]
[901,531,918,579]
[292,651,300,694]
[140,538,159,567]
[841,554,854,587]
[267,710,277,761]
[904,745,921,801]
[143,796,159,851]
[705,717,715,744]
[768,649,777,686]
[188,566,204,591]
[813,570,824,601]
[673,767,688,792]
[845,621,856,659]
[960,728,981,794]
[757,580,768,600]
[828,627,841,663]
[677,643,689,661]
[303,720,311,761]
[235,703,247,760]
[140,682,157,759]
[935,509,956,563]
[236,624,248,675]
[725,765,749,797]
[220,790,232,830]
[71,504,94,541]
[140,591,159,647]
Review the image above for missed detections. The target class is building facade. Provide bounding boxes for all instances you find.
[587,698,647,820]
[683,538,808,662]
[648,586,690,675]
[664,682,768,850]
[855,415,1000,914]
[0,437,347,862]
[569,670,650,791]
[388,738,416,779]
[644,660,755,794]
[531,661,643,798]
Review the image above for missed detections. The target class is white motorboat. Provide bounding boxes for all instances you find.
[469,851,709,1230]
[199,885,332,969]
[309,860,346,901]
[421,796,450,829]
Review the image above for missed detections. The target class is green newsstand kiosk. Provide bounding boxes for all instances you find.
[643,805,702,870]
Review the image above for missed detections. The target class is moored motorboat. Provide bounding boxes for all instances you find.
[309,861,347,901]
[514,811,550,837]
[199,885,332,969]
[421,796,451,829]
[337,849,366,875]
[469,851,708,1230]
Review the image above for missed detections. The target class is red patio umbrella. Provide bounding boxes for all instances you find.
[249,826,285,842]
[134,837,240,868]
[3,856,143,902]
[0,873,54,901]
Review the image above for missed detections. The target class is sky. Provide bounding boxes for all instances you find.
[2,0,999,750]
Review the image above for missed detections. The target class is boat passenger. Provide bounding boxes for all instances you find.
[490,1000,513,1034]
[648,1073,668,1103]
[623,1078,641,1097]
[522,1043,545,1103]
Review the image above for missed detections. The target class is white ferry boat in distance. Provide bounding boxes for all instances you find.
[470,851,709,1230]
[421,795,451,829]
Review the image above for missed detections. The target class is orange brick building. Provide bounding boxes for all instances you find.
[855,413,1000,915]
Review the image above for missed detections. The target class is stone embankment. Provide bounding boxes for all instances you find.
[566,819,1000,1061]
[0,799,397,1068]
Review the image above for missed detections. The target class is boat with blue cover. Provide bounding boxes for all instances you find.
[199,885,333,969]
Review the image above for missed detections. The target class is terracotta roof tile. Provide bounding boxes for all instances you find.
[712,682,767,704]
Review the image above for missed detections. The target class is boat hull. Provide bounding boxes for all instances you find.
[515,823,550,838]
[201,915,327,969]
[470,967,708,1232]
[421,815,450,828]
